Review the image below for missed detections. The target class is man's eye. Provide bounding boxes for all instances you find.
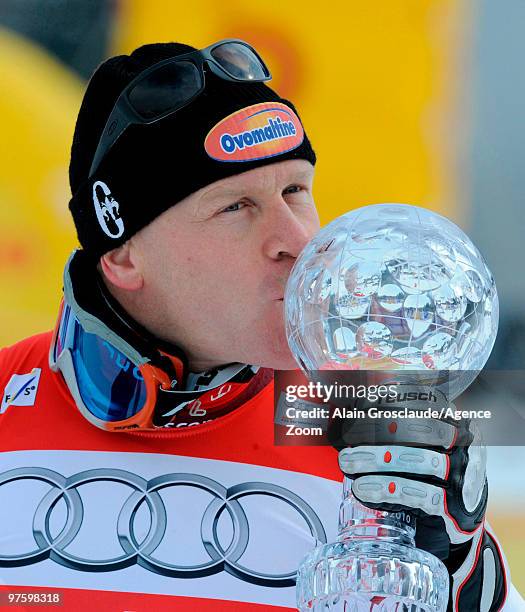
[221,202,244,213]
[283,184,302,195]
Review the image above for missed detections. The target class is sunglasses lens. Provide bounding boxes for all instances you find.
[211,42,270,80]
[128,60,201,120]
[70,320,147,422]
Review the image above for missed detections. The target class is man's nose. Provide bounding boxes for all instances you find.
[262,202,317,261]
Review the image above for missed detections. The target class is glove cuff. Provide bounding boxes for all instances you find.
[448,527,508,611]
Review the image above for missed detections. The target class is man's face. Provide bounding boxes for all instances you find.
[132,159,320,370]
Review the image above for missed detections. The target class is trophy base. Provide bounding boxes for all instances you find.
[296,538,449,612]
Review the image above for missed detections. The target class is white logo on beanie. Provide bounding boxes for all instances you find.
[92,180,124,239]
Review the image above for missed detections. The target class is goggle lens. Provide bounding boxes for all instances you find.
[54,305,149,423]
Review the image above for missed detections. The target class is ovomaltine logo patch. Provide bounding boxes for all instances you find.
[204,102,304,162]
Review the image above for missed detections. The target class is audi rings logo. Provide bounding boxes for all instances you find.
[0,468,326,587]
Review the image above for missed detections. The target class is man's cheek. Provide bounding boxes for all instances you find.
[309,212,321,234]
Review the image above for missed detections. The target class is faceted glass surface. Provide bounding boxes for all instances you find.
[285,204,499,398]
[296,480,449,612]
[296,538,449,611]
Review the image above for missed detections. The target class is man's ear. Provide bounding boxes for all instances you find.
[99,240,143,291]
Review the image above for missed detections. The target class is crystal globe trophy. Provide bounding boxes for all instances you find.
[285,204,499,611]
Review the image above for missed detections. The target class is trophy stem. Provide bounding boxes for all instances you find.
[296,476,449,611]
[338,476,416,547]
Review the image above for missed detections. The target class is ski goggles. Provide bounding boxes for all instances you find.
[50,298,170,430]
[89,38,272,176]
[49,251,255,431]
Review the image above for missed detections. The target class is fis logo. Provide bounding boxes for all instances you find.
[1,368,42,414]
[204,102,304,162]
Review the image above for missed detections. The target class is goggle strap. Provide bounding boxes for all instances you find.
[157,351,186,390]
[64,252,150,367]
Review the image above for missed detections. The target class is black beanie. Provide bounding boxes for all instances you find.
[69,42,316,258]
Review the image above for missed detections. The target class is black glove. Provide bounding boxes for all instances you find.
[337,391,510,611]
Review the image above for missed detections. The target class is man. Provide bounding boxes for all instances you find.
[0,40,521,611]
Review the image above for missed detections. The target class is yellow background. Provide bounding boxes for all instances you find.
[0,0,467,347]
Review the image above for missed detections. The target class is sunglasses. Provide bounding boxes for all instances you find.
[89,38,272,177]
